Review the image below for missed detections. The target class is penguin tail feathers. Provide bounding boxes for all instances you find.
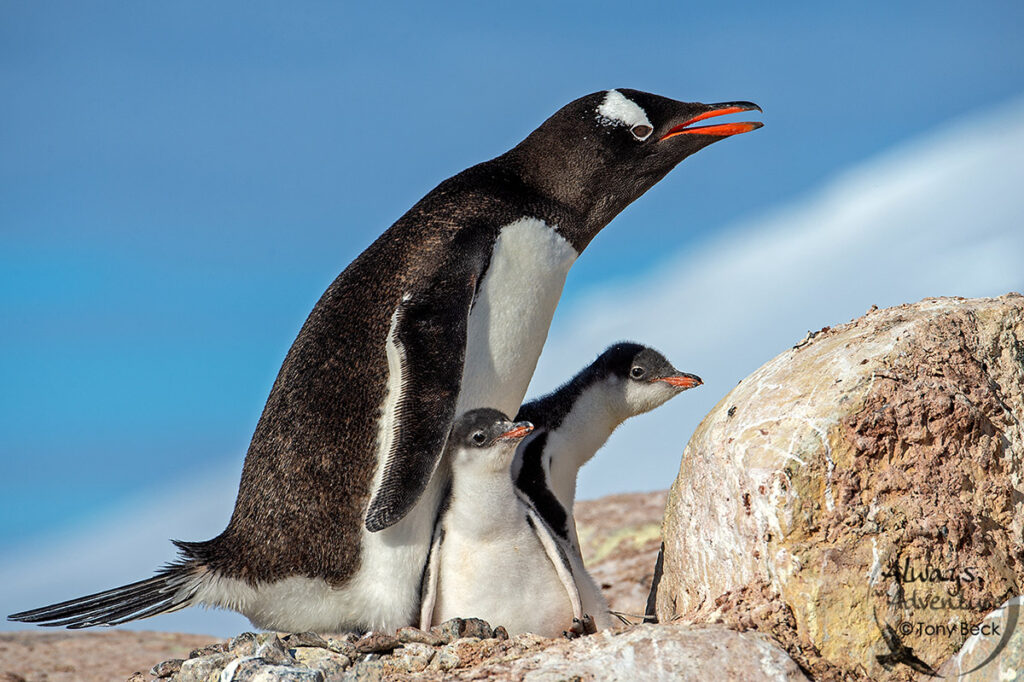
[7,556,207,629]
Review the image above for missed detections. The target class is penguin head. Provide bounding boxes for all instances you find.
[591,342,702,419]
[449,408,534,472]
[507,89,762,248]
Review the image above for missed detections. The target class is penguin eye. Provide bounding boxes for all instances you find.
[471,431,487,445]
[630,124,653,141]
[630,366,646,379]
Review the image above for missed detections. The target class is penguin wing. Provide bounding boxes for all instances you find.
[519,492,584,622]
[364,246,481,532]
[418,522,444,630]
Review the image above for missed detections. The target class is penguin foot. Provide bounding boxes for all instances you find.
[563,614,597,639]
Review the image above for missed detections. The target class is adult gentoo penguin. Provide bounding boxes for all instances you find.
[419,409,589,638]
[9,90,760,633]
[513,342,702,627]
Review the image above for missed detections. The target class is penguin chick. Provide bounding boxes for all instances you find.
[420,409,587,638]
[514,342,701,624]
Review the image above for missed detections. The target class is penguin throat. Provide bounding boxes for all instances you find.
[545,382,623,508]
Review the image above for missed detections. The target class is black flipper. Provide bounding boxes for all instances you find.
[363,238,482,533]
[7,557,202,629]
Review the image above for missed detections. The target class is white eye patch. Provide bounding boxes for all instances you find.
[596,90,652,136]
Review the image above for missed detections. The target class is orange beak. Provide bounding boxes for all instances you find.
[658,374,703,389]
[660,102,763,140]
[499,422,534,440]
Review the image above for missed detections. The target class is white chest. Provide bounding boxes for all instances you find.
[433,515,573,637]
[458,217,577,416]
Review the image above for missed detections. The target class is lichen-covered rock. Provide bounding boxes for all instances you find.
[292,647,351,677]
[150,657,183,678]
[220,657,324,682]
[395,626,443,646]
[281,633,329,650]
[654,295,1024,679]
[227,632,260,657]
[176,651,231,682]
[255,636,294,665]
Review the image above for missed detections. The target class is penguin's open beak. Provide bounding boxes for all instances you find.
[657,373,703,389]
[660,102,763,140]
[499,422,534,441]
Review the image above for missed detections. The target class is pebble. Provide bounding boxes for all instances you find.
[189,642,228,659]
[354,631,399,654]
[396,625,444,646]
[150,658,183,678]
[254,637,294,665]
[393,642,436,672]
[281,632,328,650]
[459,617,494,639]
[292,647,352,677]
[429,617,465,644]
[221,657,325,682]
[177,652,231,682]
[227,632,259,656]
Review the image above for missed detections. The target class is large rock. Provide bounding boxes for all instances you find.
[654,295,1024,679]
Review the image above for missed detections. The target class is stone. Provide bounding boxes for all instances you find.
[292,647,351,677]
[125,674,146,682]
[429,618,465,644]
[189,642,227,658]
[254,636,294,665]
[435,645,462,671]
[459,618,493,639]
[220,657,324,682]
[391,642,436,672]
[353,631,400,654]
[176,651,231,682]
[654,295,1024,679]
[281,633,329,650]
[228,632,259,656]
[150,658,183,678]
[396,626,443,646]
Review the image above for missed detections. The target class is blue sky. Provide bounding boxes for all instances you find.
[2,1,1023,554]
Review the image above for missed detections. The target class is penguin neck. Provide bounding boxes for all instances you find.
[448,460,521,538]
[545,381,625,511]
[495,150,623,252]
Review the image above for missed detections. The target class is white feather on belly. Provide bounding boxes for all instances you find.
[458,217,578,416]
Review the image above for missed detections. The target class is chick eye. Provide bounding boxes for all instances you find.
[472,431,486,445]
[630,124,653,141]
[630,366,646,379]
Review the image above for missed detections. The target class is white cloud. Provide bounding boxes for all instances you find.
[3,98,1023,636]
